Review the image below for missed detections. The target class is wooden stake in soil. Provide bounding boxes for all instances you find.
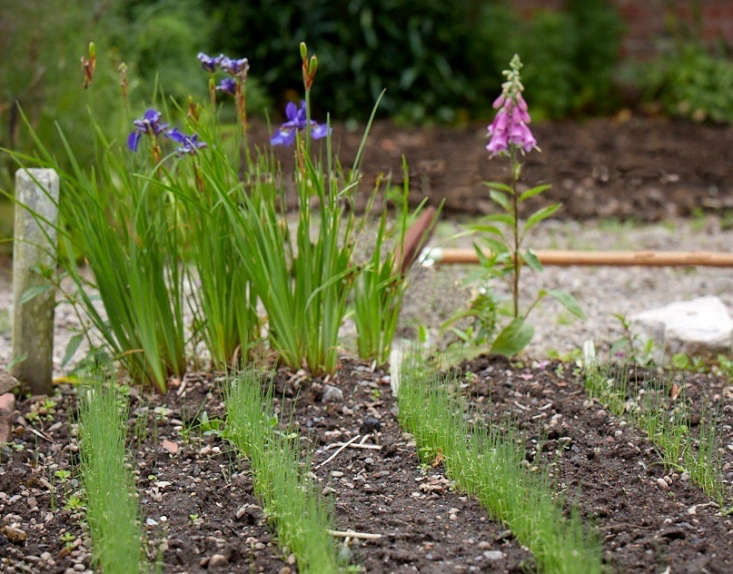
[396,206,438,275]
[426,248,733,267]
[11,169,59,395]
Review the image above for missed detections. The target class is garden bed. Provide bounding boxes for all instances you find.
[259,116,733,221]
[1,356,730,573]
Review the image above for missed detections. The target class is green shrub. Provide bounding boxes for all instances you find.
[207,0,623,122]
[642,42,733,123]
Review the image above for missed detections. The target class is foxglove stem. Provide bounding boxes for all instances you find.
[510,147,520,319]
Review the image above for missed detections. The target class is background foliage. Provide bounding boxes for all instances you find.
[207,0,625,122]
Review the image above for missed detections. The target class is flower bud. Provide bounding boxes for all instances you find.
[299,41,308,63]
[308,55,318,77]
[81,41,97,89]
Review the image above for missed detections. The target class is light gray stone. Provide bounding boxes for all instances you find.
[11,169,59,395]
[322,384,344,403]
[630,296,732,363]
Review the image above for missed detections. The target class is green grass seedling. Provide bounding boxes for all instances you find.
[583,364,729,506]
[226,371,346,573]
[398,355,602,574]
[78,381,146,573]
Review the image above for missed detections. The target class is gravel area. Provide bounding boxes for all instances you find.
[0,215,731,376]
[402,215,733,360]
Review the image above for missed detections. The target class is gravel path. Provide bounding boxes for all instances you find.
[402,216,733,360]
[1,216,731,376]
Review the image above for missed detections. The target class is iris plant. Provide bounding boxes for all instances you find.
[127,108,169,152]
[166,128,207,155]
[127,109,206,157]
[270,101,331,146]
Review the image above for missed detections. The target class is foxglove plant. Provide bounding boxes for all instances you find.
[469,54,584,356]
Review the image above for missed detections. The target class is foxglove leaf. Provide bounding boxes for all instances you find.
[490,318,534,356]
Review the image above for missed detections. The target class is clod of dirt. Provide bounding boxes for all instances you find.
[359,416,381,434]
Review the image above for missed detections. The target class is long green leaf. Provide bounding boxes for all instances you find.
[547,289,586,320]
[519,184,552,203]
[523,203,560,235]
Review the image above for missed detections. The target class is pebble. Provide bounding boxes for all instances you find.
[656,478,669,490]
[322,385,344,404]
[208,553,228,568]
[483,550,505,561]
[1,525,27,543]
[680,471,690,482]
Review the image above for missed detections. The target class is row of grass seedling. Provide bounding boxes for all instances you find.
[225,370,348,573]
[583,363,730,508]
[397,355,603,574]
[77,381,149,573]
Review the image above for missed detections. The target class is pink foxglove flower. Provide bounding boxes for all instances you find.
[486,55,537,157]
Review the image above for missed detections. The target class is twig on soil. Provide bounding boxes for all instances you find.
[18,420,54,442]
[512,400,528,411]
[317,434,362,468]
[325,442,382,451]
[327,529,382,540]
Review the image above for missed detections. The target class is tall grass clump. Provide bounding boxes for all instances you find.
[226,370,345,573]
[351,159,432,365]
[218,42,401,374]
[78,381,144,573]
[5,41,425,385]
[8,107,188,391]
[397,353,602,574]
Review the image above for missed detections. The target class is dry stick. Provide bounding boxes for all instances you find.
[316,434,362,469]
[327,529,383,540]
[427,248,733,267]
[324,442,382,451]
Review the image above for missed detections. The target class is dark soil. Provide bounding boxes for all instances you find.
[1,357,731,573]
[456,355,733,574]
[259,116,733,221]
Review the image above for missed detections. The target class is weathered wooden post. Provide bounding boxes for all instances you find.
[11,169,59,395]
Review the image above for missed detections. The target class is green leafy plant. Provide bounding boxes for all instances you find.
[218,43,388,374]
[463,55,584,357]
[641,41,733,124]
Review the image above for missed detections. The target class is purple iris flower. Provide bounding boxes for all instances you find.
[270,101,331,147]
[197,52,222,73]
[127,108,169,152]
[215,77,237,95]
[220,56,249,76]
[165,128,207,155]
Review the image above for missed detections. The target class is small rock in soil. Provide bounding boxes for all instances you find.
[160,438,178,454]
[483,550,505,561]
[208,553,229,568]
[359,416,381,434]
[322,384,344,403]
[1,525,27,544]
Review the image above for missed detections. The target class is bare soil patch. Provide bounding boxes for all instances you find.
[256,116,733,221]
